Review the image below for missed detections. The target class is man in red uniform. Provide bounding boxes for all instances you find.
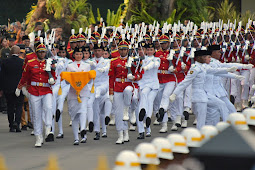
[67,32,77,61]
[110,33,120,58]
[154,34,182,133]
[16,42,56,147]
[109,39,142,144]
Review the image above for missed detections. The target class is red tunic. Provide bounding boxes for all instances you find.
[108,57,143,93]
[18,58,56,96]
[155,49,180,84]
[68,49,75,61]
[111,49,120,58]
[23,52,37,70]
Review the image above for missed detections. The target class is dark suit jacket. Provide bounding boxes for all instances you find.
[0,54,24,92]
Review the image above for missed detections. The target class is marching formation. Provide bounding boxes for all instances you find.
[4,18,255,148]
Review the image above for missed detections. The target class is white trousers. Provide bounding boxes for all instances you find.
[169,92,184,122]
[113,86,133,132]
[137,87,158,133]
[231,70,250,102]
[51,84,70,134]
[192,102,207,130]
[159,81,176,111]
[183,84,192,109]
[206,94,228,126]
[68,96,88,141]
[93,93,112,132]
[30,93,53,136]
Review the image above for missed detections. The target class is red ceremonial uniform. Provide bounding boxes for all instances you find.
[18,58,56,96]
[109,57,143,93]
[155,49,181,84]
[23,52,37,70]
[111,48,120,58]
[173,52,185,83]
[248,44,255,66]
[68,49,75,61]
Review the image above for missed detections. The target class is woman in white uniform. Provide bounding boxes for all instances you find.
[67,47,91,145]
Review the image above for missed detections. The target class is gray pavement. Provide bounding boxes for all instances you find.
[0,102,195,170]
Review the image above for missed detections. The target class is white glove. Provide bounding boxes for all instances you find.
[97,68,105,73]
[252,84,255,90]
[181,62,186,70]
[48,78,55,85]
[15,88,21,97]
[87,60,95,66]
[243,64,253,69]
[109,95,114,103]
[127,73,135,80]
[227,66,237,72]
[143,66,148,71]
[251,96,255,103]
[169,94,177,102]
[168,66,175,72]
[235,75,245,81]
[95,89,101,98]
[21,87,29,98]
[245,54,250,60]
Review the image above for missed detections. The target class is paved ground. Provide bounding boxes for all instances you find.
[0,102,195,170]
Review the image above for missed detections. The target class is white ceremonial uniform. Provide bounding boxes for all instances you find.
[210,58,240,118]
[91,57,112,134]
[51,57,72,135]
[67,61,90,141]
[173,61,228,129]
[137,55,160,134]
[204,63,229,125]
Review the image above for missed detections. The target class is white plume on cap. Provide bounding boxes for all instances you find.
[38,30,41,38]
[40,37,43,44]
[71,29,75,35]
[79,28,83,34]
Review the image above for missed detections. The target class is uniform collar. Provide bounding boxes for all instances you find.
[120,56,128,60]
[37,58,45,62]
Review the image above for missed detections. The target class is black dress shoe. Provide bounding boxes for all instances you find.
[102,133,107,138]
[183,111,189,120]
[168,117,172,122]
[27,121,33,129]
[56,134,64,139]
[12,122,18,129]
[157,108,165,122]
[89,122,94,133]
[139,108,146,121]
[80,129,87,138]
[105,116,110,125]
[146,117,151,128]
[55,109,61,122]
[94,132,100,140]
[73,140,79,145]
[16,127,21,132]
[45,133,54,142]
[137,132,145,139]
[9,128,15,132]
[21,125,27,131]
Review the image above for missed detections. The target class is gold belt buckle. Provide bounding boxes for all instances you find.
[38,82,43,86]
[162,70,165,74]
[121,78,125,83]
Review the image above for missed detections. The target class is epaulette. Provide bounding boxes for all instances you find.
[26,52,33,56]
[111,58,118,62]
[28,59,36,63]
[111,49,118,53]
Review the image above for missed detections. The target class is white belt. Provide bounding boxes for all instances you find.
[115,78,131,83]
[31,82,50,87]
